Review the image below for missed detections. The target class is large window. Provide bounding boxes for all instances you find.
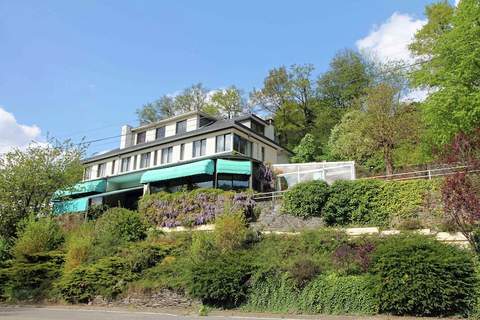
[215,133,232,153]
[217,174,249,190]
[140,152,150,169]
[84,166,92,180]
[161,146,173,164]
[199,116,211,128]
[176,120,187,134]
[136,131,146,144]
[120,157,130,172]
[233,134,252,157]
[132,155,137,170]
[97,163,106,178]
[155,126,165,140]
[180,143,185,160]
[251,120,265,135]
[153,150,158,166]
[111,160,116,175]
[192,139,206,158]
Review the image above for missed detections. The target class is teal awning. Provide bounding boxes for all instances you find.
[52,197,89,215]
[140,159,214,184]
[53,179,106,199]
[216,159,252,175]
[89,186,143,198]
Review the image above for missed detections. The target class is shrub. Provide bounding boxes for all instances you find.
[187,252,252,307]
[287,258,320,288]
[371,234,477,316]
[139,189,255,228]
[1,251,64,301]
[299,274,379,314]
[0,236,11,264]
[245,271,298,313]
[64,223,95,271]
[213,208,247,252]
[323,180,385,226]
[282,180,330,218]
[13,216,64,260]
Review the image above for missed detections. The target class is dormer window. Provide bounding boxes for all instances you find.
[155,126,165,139]
[251,120,265,136]
[176,120,187,134]
[136,131,146,144]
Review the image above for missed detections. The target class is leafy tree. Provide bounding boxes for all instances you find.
[291,134,319,163]
[410,0,480,146]
[0,141,84,239]
[136,96,176,125]
[209,86,246,119]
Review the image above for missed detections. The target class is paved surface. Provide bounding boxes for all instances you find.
[0,306,451,320]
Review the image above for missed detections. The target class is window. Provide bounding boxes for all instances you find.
[140,152,150,169]
[120,158,130,172]
[84,167,92,180]
[176,120,187,134]
[97,163,106,178]
[161,147,173,164]
[216,133,232,153]
[217,174,249,190]
[180,143,185,160]
[154,150,158,166]
[251,120,265,135]
[111,160,116,175]
[155,126,165,139]
[192,139,206,158]
[261,146,265,162]
[132,155,137,170]
[199,116,211,128]
[233,134,252,157]
[136,131,146,144]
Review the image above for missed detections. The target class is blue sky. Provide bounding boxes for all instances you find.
[0,0,440,155]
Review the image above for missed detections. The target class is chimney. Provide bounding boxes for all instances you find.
[120,125,133,149]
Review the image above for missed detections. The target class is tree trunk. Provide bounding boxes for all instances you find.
[383,144,394,177]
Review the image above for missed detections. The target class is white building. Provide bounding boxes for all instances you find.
[53,111,291,214]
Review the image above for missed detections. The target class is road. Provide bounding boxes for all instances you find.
[0,306,450,320]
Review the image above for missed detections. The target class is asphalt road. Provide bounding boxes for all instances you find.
[0,306,451,320]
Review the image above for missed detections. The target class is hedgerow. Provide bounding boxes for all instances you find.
[281,180,330,218]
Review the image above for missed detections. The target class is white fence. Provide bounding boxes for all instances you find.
[272,161,355,190]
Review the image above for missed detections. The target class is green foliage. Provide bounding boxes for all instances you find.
[287,257,320,288]
[13,216,64,260]
[291,134,319,163]
[372,234,477,316]
[282,180,330,218]
[187,252,252,307]
[0,251,64,301]
[410,0,480,146]
[299,274,379,315]
[0,236,11,264]
[0,141,84,239]
[213,208,247,253]
[64,222,95,271]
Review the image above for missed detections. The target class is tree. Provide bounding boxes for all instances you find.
[291,134,319,163]
[440,129,480,252]
[410,0,480,146]
[0,140,84,239]
[136,83,218,124]
[209,86,246,119]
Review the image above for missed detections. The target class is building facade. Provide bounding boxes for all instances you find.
[53,111,291,214]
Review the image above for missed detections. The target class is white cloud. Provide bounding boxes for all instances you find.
[0,107,42,154]
[455,0,461,6]
[356,12,426,64]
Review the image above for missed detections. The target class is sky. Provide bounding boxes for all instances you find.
[0,0,451,156]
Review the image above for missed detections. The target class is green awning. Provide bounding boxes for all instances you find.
[53,179,107,199]
[89,186,144,199]
[140,159,214,184]
[216,159,252,175]
[52,197,89,215]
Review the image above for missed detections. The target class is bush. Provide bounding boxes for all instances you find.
[282,181,330,218]
[323,180,385,226]
[13,216,64,260]
[0,251,64,301]
[187,252,252,307]
[299,274,379,314]
[214,208,247,252]
[0,236,11,264]
[371,234,477,316]
[287,258,320,288]
[139,189,255,228]
[64,223,95,271]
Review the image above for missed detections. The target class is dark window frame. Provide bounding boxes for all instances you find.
[120,157,130,172]
[176,120,187,134]
[97,163,106,178]
[161,146,173,164]
[192,139,207,158]
[180,143,185,160]
[155,126,166,140]
[215,133,232,153]
[233,134,252,157]
[136,131,146,144]
[139,152,150,169]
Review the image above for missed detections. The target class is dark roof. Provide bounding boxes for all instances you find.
[83,115,290,164]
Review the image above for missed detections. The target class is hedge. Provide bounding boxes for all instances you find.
[282,179,441,227]
[139,189,255,228]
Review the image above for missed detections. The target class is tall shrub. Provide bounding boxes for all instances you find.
[371,234,477,316]
[282,180,330,218]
